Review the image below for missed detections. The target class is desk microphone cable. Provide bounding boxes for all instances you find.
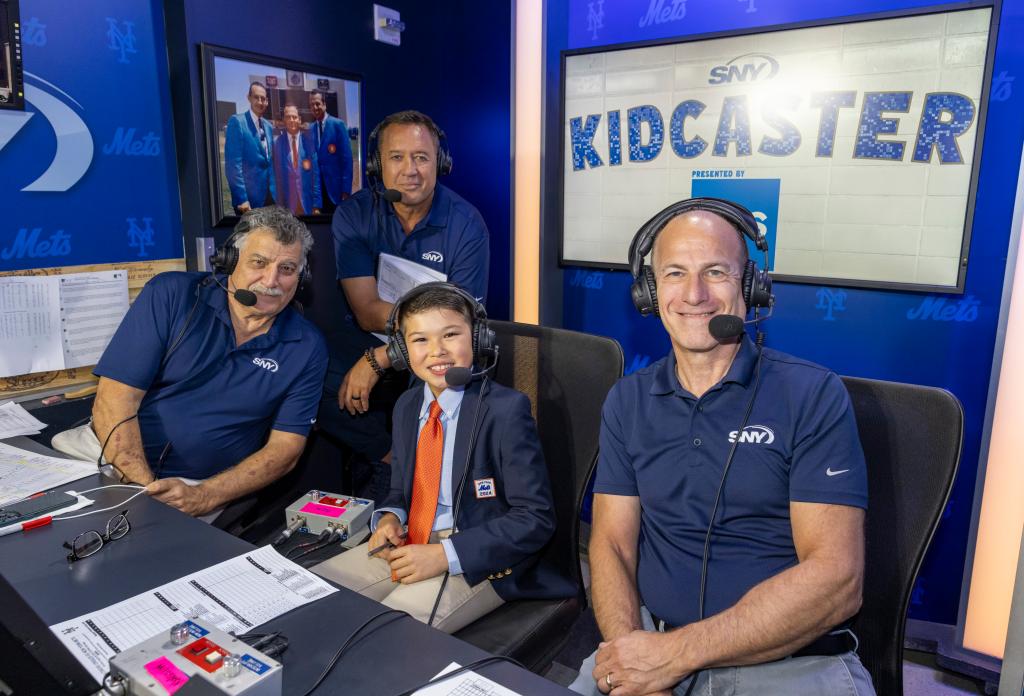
[289,528,346,566]
[300,608,408,696]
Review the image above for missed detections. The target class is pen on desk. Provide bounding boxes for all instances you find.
[0,515,53,538]
[367,532,407,557]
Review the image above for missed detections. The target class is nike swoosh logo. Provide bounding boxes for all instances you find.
[826,468,849,476]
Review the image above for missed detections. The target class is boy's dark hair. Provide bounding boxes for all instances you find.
[398,286,475,331]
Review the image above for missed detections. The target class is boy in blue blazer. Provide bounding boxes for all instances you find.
[313,283,576,633]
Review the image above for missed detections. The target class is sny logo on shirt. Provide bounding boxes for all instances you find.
[252,357,279,372]
[421,251,444,263]
[728,425,775,444]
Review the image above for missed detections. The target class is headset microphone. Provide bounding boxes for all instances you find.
[381,188,402,203]
[708,306,774,342]
[443,353,499,388]
[210,274,258,307]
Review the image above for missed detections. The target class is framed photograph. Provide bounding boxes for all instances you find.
[560,4,998,293]
[201,44,363,226]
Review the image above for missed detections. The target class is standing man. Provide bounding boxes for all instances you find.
[274,104,321,216]
[309,89,354,216]
[225,81,276,214]
[571,199,874,695]
[320,110,489,499]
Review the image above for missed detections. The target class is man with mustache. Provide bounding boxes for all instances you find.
[54,208,327,518]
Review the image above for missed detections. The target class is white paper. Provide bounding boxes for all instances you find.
[0,275,64,376]
[0,270,129,378]
[59,271,130,369]
[0,442,97,507]
[50,545,338,682]
[374,253,448,342]
[414,662,524,696]
[0,401,48,438]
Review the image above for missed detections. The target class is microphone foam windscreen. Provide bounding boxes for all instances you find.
[443,367,472,387]
[382,189,402,203]
[708,314,744,341]
[234,289,258,307]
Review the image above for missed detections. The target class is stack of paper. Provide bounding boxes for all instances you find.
[0,401,48,438]
[0,442,97,507]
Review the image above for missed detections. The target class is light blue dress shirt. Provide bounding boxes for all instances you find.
[371,382,465,574]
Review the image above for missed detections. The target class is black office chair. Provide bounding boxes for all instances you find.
[841,376,963,696]
[453,320,624,672]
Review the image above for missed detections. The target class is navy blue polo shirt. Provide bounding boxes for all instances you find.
[331,184,490,351]
[596,338,867,629]
[94,272,328,480]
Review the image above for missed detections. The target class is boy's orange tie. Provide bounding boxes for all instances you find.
[407,400,444,546]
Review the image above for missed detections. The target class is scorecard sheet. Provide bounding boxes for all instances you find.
[50,545,337,682]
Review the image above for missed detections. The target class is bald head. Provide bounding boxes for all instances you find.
[651,210,749,273]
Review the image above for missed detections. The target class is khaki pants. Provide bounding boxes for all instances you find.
[312,530,504,634]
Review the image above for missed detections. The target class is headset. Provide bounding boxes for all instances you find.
[208,209,311,290]
[628,197,772,317]
[364,111,453,188]
[384,281,496,373]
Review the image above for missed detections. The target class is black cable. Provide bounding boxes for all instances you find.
[289,536,339,564]
[96,413,138,472]
[391,655,527,696]
[300,609,408,696]
[679,344,765,696]
[161,276,208,368]
[286,529,332,559]
[426,373,492,627]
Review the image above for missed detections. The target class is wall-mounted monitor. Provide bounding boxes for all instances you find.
[561,5,997,293]
[0,0,25,110]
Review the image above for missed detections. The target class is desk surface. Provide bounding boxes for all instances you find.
[0,438,571,695]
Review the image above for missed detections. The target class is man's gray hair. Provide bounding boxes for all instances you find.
[233,206,314,269]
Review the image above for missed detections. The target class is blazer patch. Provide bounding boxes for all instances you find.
[474,478,496,499]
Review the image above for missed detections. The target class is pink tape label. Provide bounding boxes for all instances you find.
[144,656,189,694]
[299,501,345,518]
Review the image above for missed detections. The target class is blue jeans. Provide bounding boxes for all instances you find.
[569,607,876,696]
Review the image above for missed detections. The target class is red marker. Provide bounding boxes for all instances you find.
[0,515,53,537]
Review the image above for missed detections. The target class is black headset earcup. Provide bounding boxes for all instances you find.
[750,268,773,310]
[742,260,773,310]
[386,333,408,372]
[475,320,496,363]
[210,243,238,275]
[742,259,755,309]
[630,265,658,317]
[643,266,659,317]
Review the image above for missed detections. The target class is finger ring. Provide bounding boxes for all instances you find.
[351,396,361,400]
[605,673,613,688]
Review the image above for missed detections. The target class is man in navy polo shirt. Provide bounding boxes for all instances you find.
[67,208,327,518]
[572,204,874,695]
[320,110,489,494]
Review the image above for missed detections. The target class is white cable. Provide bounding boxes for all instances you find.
[53,485,147,520]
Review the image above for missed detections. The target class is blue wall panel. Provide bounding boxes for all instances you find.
[558,0,1024,624]
[0,0,183,270]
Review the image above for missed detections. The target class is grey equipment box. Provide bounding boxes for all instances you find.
[108,620,281,696]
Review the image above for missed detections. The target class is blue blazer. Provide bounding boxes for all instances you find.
[224,112,276,210]
[311,115,353,203]
[383,379,578,602]
[273,131,322,214]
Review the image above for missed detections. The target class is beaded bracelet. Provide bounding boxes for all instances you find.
[363,348,386,377]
